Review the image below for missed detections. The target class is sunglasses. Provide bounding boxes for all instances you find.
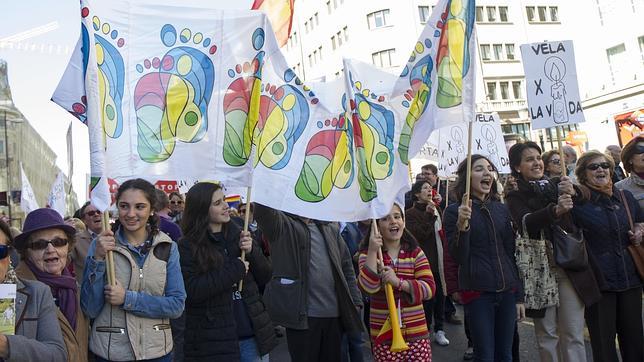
[28,237,69,250]
[85,210,102,217]
[170,200,183,205]
[586,162,611,171]
[636,144,644,154]
[550,159,561,165]
[0,245,10,259]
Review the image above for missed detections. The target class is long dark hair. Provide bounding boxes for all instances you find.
[181,182,224,272]
[113,178,159,237]
[508,141,542,179]
[450,154,500,202]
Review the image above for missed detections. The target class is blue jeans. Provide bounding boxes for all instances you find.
[239,337,269,362]
[341,331,365,362]
[465,290,516,362]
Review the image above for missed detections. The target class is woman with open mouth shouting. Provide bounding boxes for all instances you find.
[443,155,524,362]
[81,178,186,362]
[505,142,601,362]
[571,150,643,362]
[358,203,436,361]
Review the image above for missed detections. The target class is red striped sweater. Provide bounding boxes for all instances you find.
[358,246,435,344]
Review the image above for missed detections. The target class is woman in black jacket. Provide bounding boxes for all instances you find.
[179,182,276,361]
[505,142,601,362]
[443,155,524,362]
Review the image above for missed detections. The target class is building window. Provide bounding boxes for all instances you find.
[486,82,497,100]
[549,6,559,21]
[343,26,348,41]
[538,6,547,21]
[512,81,523,99]
[419,6,430,23]
[337,31,343,46]
[480,44,491,60]
[499,6,509,22]
[486,6,497,22]
[476,6,484,22]
[305,21,309,33]
[367,9,390,29]
[606,43,627,84]
[318,46,323,60]
[331,36,337,50]
[505,44,515,60]
[493,44,503,60]
[372,48,395,68]
[308,54,313,67]
[526,6,535,21]
[500,82,510,100]
[327,1,332,14]
[315,12,319,26]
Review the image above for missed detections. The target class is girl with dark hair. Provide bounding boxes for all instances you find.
[358,204,435,361]
[179,182,276,361]
[505,142,600,362]
[81,178,186,362]
[443,155,523,361]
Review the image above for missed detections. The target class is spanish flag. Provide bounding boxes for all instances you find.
[251,0,294,47]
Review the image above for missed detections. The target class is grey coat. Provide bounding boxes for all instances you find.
[6,278,67,362]
[255,205,363,332]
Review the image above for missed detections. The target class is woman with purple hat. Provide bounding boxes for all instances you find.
[14,207,89,361]
[0,219,67,361]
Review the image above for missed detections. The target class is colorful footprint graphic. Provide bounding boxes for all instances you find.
[436,0,475,108]
[91,15,125,139]
[295,98,354,202]
[350,78,395,202]
[223,29,314,170]
[133,24,216,163]
[398,41,434,164]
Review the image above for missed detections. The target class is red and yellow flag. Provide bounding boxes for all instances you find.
[251,0,294,47]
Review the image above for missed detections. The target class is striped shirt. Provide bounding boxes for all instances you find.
[358,246,435,344]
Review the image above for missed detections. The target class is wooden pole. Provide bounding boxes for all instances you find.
[555,126,566,177]
[445,179,450,207]
[238,187,252,292]
[102,212,115,285]
[463,122,474,228]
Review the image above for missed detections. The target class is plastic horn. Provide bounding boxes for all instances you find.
[373,222,409,352]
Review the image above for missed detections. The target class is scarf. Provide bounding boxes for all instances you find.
[2,263,18,284]
[586,178,613,197]
[25,259,78,329]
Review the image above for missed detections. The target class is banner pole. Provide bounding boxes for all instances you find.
[555,126,566,177]
[238,186,252,292]
[464,122,473,228]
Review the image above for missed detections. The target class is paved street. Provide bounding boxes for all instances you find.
[270,305,594,361]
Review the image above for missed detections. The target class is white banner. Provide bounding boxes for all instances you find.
[47,172,66,218]
[437,112,510,176]
[52,0,477,221]
[520,40,585,130]
[20,164,39,214]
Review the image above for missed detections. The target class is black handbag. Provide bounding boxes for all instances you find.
[551,224,588,271]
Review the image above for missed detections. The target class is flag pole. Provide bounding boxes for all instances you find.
[238,186,252,292]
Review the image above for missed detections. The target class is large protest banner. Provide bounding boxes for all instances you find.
[53,0,477,221]
[436,112,510,176]
[520,40,585,130]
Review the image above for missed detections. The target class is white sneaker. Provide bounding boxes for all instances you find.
[434,330,450,346]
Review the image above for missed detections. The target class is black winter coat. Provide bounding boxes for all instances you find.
[179,218,276,361]
[443,198,524,300]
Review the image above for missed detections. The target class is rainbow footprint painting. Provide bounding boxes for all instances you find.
[90,13,126,139]
[223,29,314,170]
[133,24,216,163]
[295,101,354,202]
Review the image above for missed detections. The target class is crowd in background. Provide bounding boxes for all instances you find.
[0,136,642,362]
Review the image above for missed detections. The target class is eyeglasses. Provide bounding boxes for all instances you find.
[170,200,183,205]
[85,210,101,217]
[28,237,69,250]
[586,162,611,171]
[550,159,561,165]
[0,245,10,259]
[636,144,644,154]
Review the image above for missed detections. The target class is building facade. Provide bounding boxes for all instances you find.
[283,0,643,154]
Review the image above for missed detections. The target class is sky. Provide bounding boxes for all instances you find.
[0,0,253,204]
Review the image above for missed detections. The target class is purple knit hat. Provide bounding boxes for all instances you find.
[14,208,76,249]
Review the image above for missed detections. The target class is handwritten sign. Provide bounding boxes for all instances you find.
[520,40,585,130]
[437,112,511,176]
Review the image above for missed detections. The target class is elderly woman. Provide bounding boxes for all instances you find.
[542,149,563,178]
[14,208,89,361]
[615,135,644,209]
[572,150,643,362]
[0,219,67,361]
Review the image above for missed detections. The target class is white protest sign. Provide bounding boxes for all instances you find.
[520,40,585,130]
[437,112,510,175]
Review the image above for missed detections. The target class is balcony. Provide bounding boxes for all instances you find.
[476,99,527,112]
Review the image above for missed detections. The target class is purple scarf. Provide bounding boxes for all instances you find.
[25,259,78,329]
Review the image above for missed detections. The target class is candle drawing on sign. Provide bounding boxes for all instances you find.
[451,126,465,154]
[481,124,500,167]
[544,56,568,124]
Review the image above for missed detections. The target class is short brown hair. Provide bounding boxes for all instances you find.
[542,149,560,168]
[574,150,614,186]
[621,135,644,173]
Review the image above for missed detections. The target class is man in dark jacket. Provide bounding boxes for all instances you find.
[255,205,364,362]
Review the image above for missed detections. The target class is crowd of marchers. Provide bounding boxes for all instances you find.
[0,136,642,362]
